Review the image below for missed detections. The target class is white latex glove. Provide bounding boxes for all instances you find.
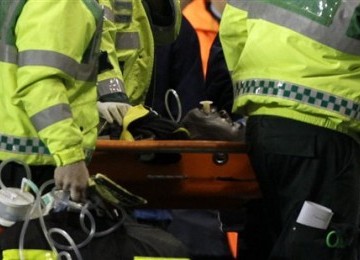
[97,101,131,125]
[54,161,89,202]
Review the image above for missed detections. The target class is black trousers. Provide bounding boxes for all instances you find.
[246,115,360,260]
[0,160,54,191]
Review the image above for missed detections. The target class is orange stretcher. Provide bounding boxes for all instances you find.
[88,140,261,209]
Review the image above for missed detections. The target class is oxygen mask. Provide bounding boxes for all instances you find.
[181,100,246,141]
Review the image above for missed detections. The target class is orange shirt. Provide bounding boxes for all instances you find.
[183,0,219,76]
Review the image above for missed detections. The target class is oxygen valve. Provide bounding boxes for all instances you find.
[199,100,213,114]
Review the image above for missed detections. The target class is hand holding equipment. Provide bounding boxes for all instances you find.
[97,101,131,125]
[54,161,89,202]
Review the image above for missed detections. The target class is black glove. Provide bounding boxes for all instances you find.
[121,105,190,141]
[120,105,190,164]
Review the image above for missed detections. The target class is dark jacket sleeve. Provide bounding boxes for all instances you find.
[205,34,237,118]
[145,16,206,120]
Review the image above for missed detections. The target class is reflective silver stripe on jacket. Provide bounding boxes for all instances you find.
[228,0,360,55]
[115,32,140,50]
[113,0,132,10]
[30,104,72,132]
[17,50,95,82]
[0,42,17,64]
[112,0,132,23]
[235,79,360,121]
[103,5,131,24]
[77,62,98,82]
[0,133,50,155]
[97,77,126,96]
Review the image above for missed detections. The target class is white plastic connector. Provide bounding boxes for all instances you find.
[199,100,213,114]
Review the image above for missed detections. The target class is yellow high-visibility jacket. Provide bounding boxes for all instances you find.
[220,0,360,137]
[97,0,128,104]
[112,0,181,105]
[0,0,103,166]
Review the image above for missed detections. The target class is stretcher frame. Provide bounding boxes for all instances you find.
[89,140,261,209]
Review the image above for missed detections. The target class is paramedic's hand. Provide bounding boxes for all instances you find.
[97,101,131,125]
[54,161,89,202]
